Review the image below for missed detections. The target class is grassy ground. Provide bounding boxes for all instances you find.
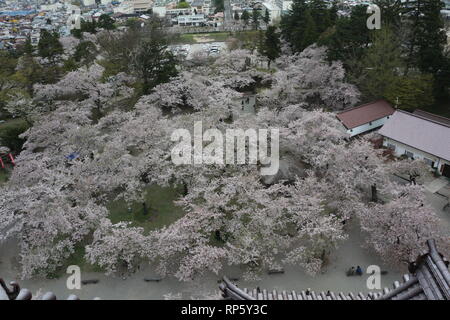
[0,118,29,152]
[48,242,103,279]
[108,184,186,234]
[0,169,9,185]
[49,185,186,278]
[0,118,27,131]
[232,30,260,42]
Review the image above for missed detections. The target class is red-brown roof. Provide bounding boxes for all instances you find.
[336,100,395,129]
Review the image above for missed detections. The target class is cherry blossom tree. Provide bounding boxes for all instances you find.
[85,219,148,275]
[1,34,445,281]
[148,172,345,281]
[359,184,447,265]
[59,36,81,57]
[260,45,360,111]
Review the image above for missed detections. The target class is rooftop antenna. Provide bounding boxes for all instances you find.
[395,96,399,109]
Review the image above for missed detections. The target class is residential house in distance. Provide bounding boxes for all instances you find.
[274,0,292,14]
[190,0,212,15]
[336,99,395,137]
[175,13,206,26]
[66,5,81,30]
[261,2,281,24]
[378,110,450,178]
[123,0,153,13]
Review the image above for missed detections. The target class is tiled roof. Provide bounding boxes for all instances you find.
[0,278,100,300]
[378,110,450,161]
[336,100,395,129]
[378,239,450,300]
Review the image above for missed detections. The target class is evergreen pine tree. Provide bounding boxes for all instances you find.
[407,0,449,96]
[252,8,260,30]
[280,0,308,52]
[37,30,63,63]
[301,9,318,50]
[358,26,403,100]
[263,9,270,24]
[23,36,33,56]
[260,26,281,68]
[309,0,331,33]
[241,10,250,26]
[98,14,116,30]
[324,5,371,66]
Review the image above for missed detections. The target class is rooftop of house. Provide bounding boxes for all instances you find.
[378,110,450,161]
[336,99,395,130]
[413,109,450,126]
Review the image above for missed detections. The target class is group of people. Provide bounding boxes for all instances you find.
[346,266,363,276]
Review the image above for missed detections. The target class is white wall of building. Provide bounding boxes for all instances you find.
[41,3,64,11]
[262,2,281,23]
[153,6,167,17]
[347,115,391,137]
[382,137,450,175]
[275,0,292,12]
[113,4,135,14]
[126,0,153,13]
[67,5,82,30]
[177,14,206,26]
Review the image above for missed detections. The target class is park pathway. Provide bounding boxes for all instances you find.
[425,176,449,193]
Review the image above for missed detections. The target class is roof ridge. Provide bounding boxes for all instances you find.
[337,99,391,115]
[396,109,450,128]
[414,109,450,122]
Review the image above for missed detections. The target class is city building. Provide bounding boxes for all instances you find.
[124,0,153,13]
[190,0,211,15]
[176,13,205,26]
[261,1,281,23]
[113,3,135,14]
[66,5,81,30]
[274,0,292,13]
[152,5,167,16]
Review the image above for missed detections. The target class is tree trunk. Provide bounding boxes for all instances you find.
[142,202,148,215]
[371,184,378,202]
[182,182,188,196]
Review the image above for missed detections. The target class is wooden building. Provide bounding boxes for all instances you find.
[336,100,395,137]
[378,110,450,178]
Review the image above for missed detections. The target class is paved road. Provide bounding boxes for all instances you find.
[425,176,449,193]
